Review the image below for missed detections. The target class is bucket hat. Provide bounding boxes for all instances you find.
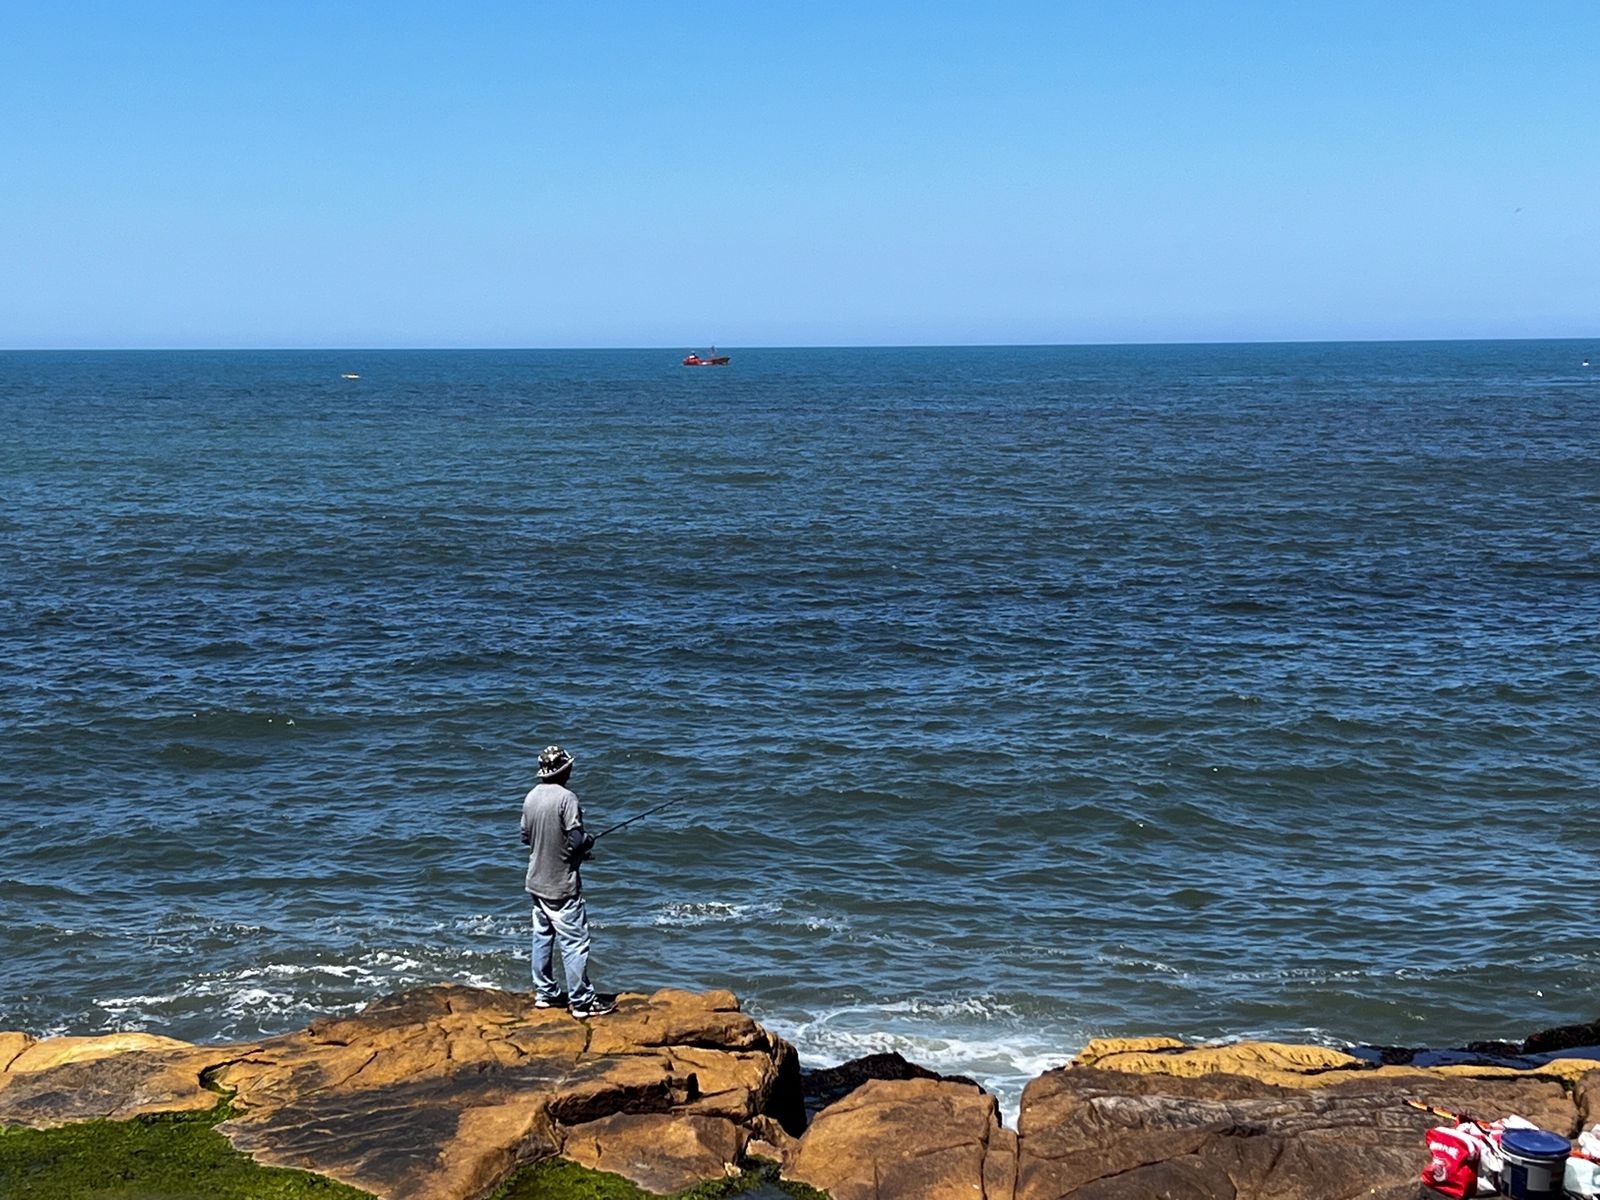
[537,745,575,779]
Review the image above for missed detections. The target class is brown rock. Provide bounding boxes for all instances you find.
[5,1031,198,1075]
[561,1111,746,1194]
[11,995,1593,1200]
[212,988,756,1199]
[218,1055,647,1199]
[1075,1033,1599,1095]
[0,1042,223,1125]
[0,984,796,1200]
[223,1071,564,1200]
[662,1046,777,1118]
[585,987,769,1055]
[1070,1039,1366,1087]
[1522,1019,1600,1056]
[1014,1063,1580,1200]
[800,1049,980,1119]
[1575,1069,1600,1128]
[744,1113,799,1166]
[1436,1057,1600,1084]
[0,1031,33,1071]
[786,1077,1011,1200]
[985,1126,1019,1200]
[1071,1036,1186,1068]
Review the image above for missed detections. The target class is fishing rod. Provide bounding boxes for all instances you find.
[594,795,691,839]
[1405,1098,1484,1125]
[501,797,685,913]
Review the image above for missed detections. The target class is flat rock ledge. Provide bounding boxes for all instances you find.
[0,985,802,1199]
[4,990,1600,1200]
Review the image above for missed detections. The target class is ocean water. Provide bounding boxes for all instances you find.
[2,342,1598,1118]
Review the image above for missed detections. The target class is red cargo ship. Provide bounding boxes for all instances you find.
[682,347,730,366]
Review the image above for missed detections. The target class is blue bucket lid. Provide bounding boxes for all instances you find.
[1502,1128,1571,1158]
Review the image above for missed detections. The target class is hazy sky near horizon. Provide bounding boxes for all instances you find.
[3,2,1597,348]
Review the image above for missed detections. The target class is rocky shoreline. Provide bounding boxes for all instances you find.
[2,986,1598,1199]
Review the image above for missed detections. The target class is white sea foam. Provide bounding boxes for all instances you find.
[1096,949,1185,976]
[753,997,1085,1126]
[99,990,184,1010]
[92,949,503,1035]
[652,901,781,927]
[259,963,363,979]
[649,898,849,934]
[799,913,852,933]
[876,996,1019,1019]
[453,913,523,936]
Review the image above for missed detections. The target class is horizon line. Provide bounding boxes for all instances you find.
[2,334,1598,354]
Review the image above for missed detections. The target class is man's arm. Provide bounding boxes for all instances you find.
[565,824,595,861]
[520,798,532,846]
[563,795,595,861]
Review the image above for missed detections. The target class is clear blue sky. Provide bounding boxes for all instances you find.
[2,1,1596,348]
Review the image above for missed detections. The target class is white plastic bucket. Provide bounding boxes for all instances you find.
[1498,1128,1569,1200]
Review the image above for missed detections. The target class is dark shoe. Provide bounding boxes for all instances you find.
[534,993,569,1009]
[570,998,616,1018]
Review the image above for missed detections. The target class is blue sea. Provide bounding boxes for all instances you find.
[2,342,1597,1115]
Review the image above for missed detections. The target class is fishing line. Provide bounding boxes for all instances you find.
[505,795,687,914]
[594,795,690,839]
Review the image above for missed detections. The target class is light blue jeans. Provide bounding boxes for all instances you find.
[530,892,597,1007]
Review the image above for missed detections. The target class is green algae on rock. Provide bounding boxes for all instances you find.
[0,1099,374,1200]
[0,1088,829,1200]
[0,987,811,1199]
[490,1157,829,1200]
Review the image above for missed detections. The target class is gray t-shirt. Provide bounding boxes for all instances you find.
[521,782,584,901]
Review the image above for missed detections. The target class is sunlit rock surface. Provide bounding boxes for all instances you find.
[4,990,1599,1199]
[0,985,802,1199]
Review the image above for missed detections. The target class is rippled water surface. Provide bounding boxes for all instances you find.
[2,344,1597,1113]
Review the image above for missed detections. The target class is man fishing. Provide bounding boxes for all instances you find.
[520,744,614,1017]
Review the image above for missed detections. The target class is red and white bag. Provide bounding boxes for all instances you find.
[1427,1113,1536,1196]
[1421,1126,1479,1199]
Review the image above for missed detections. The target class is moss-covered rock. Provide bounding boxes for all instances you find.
[2,986,808,1200]
[0,1101,832,1200]
[490,1157,828,1199]
[0,1099,373,1200]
